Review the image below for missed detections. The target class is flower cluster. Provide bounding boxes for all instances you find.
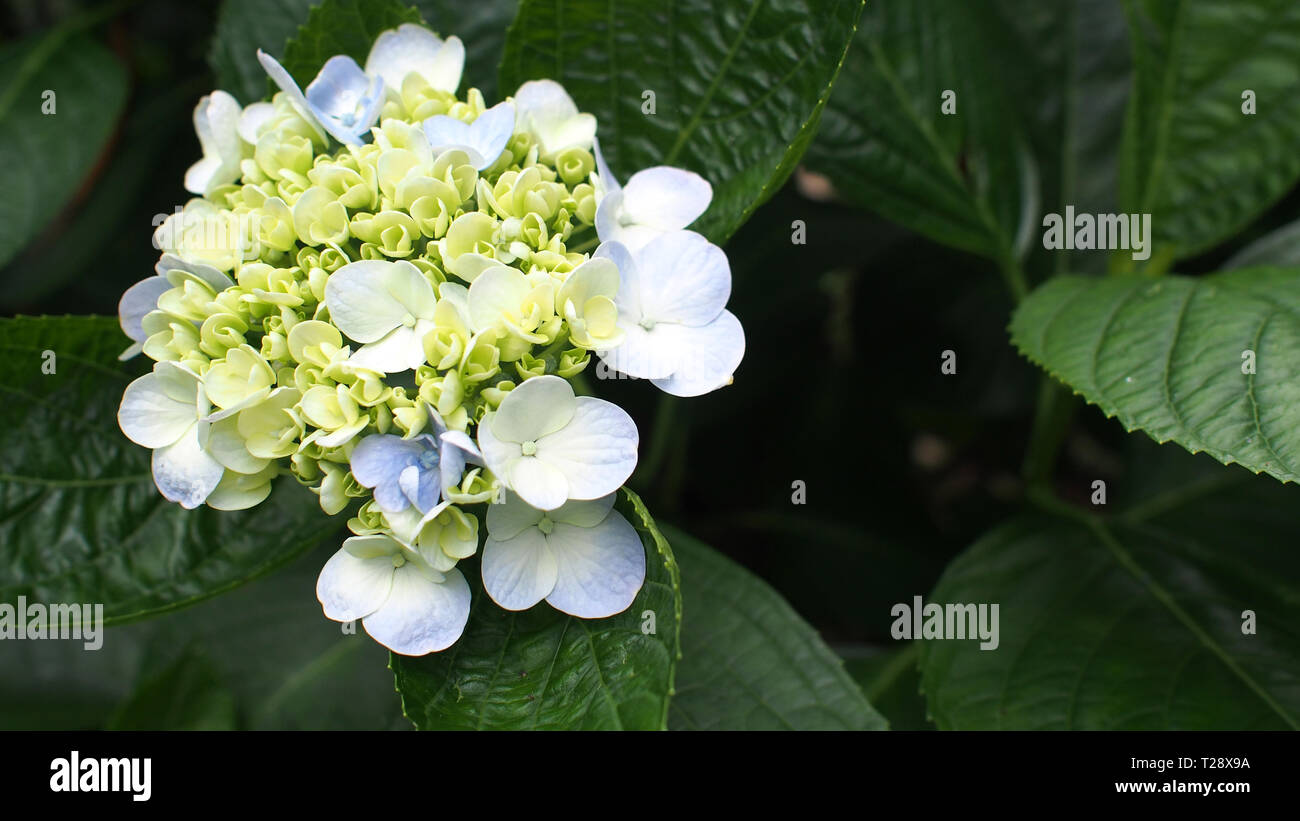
[115,24,744,655]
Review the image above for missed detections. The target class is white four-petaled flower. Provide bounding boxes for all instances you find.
[482,492,645,618]
[324,259,437,373]
[596,232,744,396]
[477,375,638,511]
[316,534,471,655]
[117,362,224,509]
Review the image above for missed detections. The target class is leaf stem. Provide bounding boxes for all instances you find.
[1021,377,1076,488]
[640,393,679,483]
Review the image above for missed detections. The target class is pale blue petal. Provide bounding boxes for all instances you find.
[305,55,385,145]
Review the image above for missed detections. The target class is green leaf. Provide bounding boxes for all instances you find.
[499,0,866,244]
[1118,0,1300,262]
[210,0,519,103]
[391,488,681,730]
[918,474,1300,729]
[0,316,342,623]
[209,0,331,104]
[1010,269,1300,483]
[994,0,1132,276]
[1225,218,1300,270]
[0,32,126,268]
[663,524,887,730]
[280,0,424,89]
[0,546,406,730]
[105,645,238,730]
[804,0,1038,263]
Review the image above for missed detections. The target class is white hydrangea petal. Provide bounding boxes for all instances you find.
[514,78,578,121]
[423,115,473,149]
[425,35,466,92]
[467,101,515,168]
[425,104,512,171]
[594,188,622,242]
[305,56,385,146]
[118,371,197,448]
[486,489,547,540]
[490,374,576,443]
[648,310,745,397]
[514,79,594,155]
[363,565,471,655]
[256,49,328,143]
[325,259,435,343]
[634,230,730,326]
[594,240,642,320]
[365,25,463,93]
[534,397,638,501]
[183,157,225,199]
[184,91,243,195]
[151,422,224,509]
[592,135,621,196]
[481,527,557,611]
[475,420,523,481]
[621,167,712,231]
[545,512,645,618]
[507,456,570,511]
[596,321,677,380]
[237,101,275,144]
[118,277,171,344]
[347,321,431,373]
[549,493,617,528]
[551,113,597,155]
[556,257,619,315]
[316,542,396,621]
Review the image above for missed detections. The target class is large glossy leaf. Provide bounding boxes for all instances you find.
[0,545,405,730]
[391,488,681,730]
[663,524,886,730]
[918,469,1300,729]
[499,0,865,244]
[0,32,126,268]
[994,0,1132,276]
[1118,0,1300,263]
[804,0,1037,264]
[1010,269,1300,483]
[0,316,342,623]
[210,0,517,103]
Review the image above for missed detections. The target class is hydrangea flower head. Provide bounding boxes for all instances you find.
[115,21,745,656]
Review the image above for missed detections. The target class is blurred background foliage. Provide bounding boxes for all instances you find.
[3,0,1297,730]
